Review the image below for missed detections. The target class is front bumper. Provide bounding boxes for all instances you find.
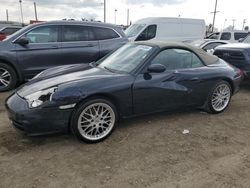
[5,93,73,136]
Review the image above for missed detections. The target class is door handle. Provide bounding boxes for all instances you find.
[51,45,59,49]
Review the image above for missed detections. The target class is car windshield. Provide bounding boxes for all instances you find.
[125,24,146,38]
[97,43,153,73]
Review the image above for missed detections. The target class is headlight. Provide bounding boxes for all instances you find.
[24,87,58,108]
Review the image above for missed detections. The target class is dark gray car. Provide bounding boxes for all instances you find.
[0,21,128,91]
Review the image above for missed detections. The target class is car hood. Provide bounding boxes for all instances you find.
[216,43,250,50]
[17,64,120,97]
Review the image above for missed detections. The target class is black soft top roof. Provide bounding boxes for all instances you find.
[134,40,219,65]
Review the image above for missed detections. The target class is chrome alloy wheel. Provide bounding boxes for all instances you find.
[77,103,115,141]
[0,68,11,88]
[211,84,231,112]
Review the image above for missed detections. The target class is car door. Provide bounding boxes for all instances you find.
[60,25,99,64]
[133,48,212,114]
[132,48,190,114]
[15,25,61,80]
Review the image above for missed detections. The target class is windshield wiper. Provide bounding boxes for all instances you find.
[103,66,116,73]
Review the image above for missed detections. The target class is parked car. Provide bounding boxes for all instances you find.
[212,30,249,43]
[0,21,128,91]
[239,34,250,43]
[206,32,220,40]
[125,17,206,42]
[0,26,22,41]
[187,39,229,53]
[6,41,242,143]
[214,43,250,79]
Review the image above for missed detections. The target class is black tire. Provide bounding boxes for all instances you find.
[205,80,232,114]
[71,98,118,143]
[0,62,17,92]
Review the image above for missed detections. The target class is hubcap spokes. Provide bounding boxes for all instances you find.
[212,84,230,111]
[77,103,115,140]
[0,68,11,87]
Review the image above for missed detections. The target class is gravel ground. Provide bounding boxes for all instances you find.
[1,85,250,188]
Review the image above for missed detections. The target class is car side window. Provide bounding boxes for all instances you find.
[136,25,157,41]
[93,27,120,40]
[234,32,248,40]
[62,25,95,42]
[220,32,231,40]
[2,28,20,34]
[25,26,58,43]
[151,49,204,70]
[208,33,219,39]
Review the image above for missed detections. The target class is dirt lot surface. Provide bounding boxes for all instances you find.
[1,86,250,188]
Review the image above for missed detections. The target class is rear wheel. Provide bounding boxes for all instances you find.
[71,98,117,143]
[0,63,17,92]
[205,81,232,114]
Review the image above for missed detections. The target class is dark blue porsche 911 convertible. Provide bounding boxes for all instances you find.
[6,41,243,143]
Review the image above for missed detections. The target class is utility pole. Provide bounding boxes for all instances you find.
[223,19,227,29]
[6,9,9,22]
[232,19,236,30]
[242,19,246,30]
[104,0,106,23]
[127,9,130,26]
[19,0,24,25]
[114,9,117,25]
[34,2,38,21]
[211,0,219,32]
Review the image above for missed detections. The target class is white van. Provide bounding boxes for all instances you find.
[125,17,206,42]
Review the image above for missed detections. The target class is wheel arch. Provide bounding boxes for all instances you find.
[0,58,23,83]
[68,93,121,132]
[221,78,234,94]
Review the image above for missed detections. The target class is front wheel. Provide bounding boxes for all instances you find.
[0,63,17,92]
[206,81,232,114]
[71,98,117,143]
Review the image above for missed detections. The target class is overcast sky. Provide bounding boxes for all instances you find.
[0,0,249,30]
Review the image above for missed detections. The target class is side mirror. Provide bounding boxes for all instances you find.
[238,38,244,43]
[147,64,166,73]
[136,33,147,41]
[15,37,29,46]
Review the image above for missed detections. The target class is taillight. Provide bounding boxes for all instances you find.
[236,68,244,78]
